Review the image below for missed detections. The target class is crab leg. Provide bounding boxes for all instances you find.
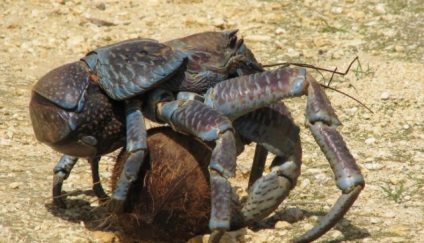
[294,80,364,243]
[229,102,302,228]
[109,100,148,213]
[52,155,78,208]
[204,67,364,241]
[89,156,109,204]
[52,155,108,207]
[155,98,237,242]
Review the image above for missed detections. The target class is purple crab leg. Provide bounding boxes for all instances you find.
[53,155,108,207]
[156,99,237,241]
[294,80,364,242]
[229,102,302,229]
[109,100,148,213]
[52,155,78,208]
[248,144,268,188]
[204,67,364,241]
[89,156,109,204]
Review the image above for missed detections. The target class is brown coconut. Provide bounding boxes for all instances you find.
[110,126,213,242]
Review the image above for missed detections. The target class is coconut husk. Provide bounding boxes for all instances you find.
[110,126,213,242]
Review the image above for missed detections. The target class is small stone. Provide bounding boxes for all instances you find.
[370,217,379,224]
[374,4,386,14]
[332,50,344,59]
[394,45,405,52]
[389,177,402,185]
[380,91,390,100]
[274,40,286,49]
[244,35,273,43]
[383,211,396,218]
[96,2,106,10]
[365,137,376,144]
[331,7,343,14]
[212,18,226,29]
[299,178,311,190]
[303,223,314,231]
[364,162,385,170]
[403,124,410,130]
[275,27,286,34]
[91,231,117,242]
[275,221,292,230]
[286,47,300,58]
[285,207,303,221]
[330,230,343,239]
[9,182,20,189]
[313,37,329,48]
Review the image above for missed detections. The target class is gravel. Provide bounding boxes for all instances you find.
[1,0,423,242]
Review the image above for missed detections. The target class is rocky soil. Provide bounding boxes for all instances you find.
[0,0,423,242]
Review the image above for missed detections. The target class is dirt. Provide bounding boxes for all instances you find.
[0,0,423,242]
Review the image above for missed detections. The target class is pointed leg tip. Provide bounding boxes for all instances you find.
[108,196,126,214]
[53,197,67,209]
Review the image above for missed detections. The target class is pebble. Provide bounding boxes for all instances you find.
[381,91,390,100]
[332,50,344,59]
[91,231,117,242]
[275,27,286,34]
[285,207,303,221]
[9,182,20,189]
[275,221,292,230]
[374,4,386,14]
[331,7,343,14]
[383,211,396,218]
[243,35,273,43]
[363,162,385,170]
[330,230,343,239]
[212,18,226,29]
[370,217,379,224]
[365,137,376,144]
[298,178,311,190]
[394,45,406,52]
[302,223,314,231]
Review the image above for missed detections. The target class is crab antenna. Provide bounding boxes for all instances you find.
[261,56,359,77]
[327,67,337,87]
[262,57,371,113]
[319,83,374,114]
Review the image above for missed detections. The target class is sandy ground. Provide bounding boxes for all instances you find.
[0,0,423,242]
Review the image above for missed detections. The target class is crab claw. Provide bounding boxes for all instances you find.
[293,185,362,243]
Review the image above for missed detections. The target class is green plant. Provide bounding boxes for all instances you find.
[380,183,404,203]
[352,59,375,80]
[319,18,348,33]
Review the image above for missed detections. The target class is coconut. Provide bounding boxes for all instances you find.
[110,126,213,242]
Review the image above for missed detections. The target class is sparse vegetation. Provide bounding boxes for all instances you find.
[380,183,404,203]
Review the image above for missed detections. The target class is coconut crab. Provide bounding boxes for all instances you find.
[29,30,364,242]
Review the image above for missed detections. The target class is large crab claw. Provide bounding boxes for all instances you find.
[203,67,365,242]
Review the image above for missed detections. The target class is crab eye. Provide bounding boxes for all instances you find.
[228,36,237,49]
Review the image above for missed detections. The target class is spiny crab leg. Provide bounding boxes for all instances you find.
[152,95,237,241]
[203,67,365,242]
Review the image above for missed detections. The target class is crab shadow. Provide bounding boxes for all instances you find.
[249,209,371,242]
[45,190,113,232]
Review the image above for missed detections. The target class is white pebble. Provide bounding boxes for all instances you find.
[9,182,20,189]
[370,217,379,224]
[331,7,343,14]
[374,4,386,14]
[365,137,376,144]
[275,28,286,34]
[381,91,390,100]
[244,35,273,42]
